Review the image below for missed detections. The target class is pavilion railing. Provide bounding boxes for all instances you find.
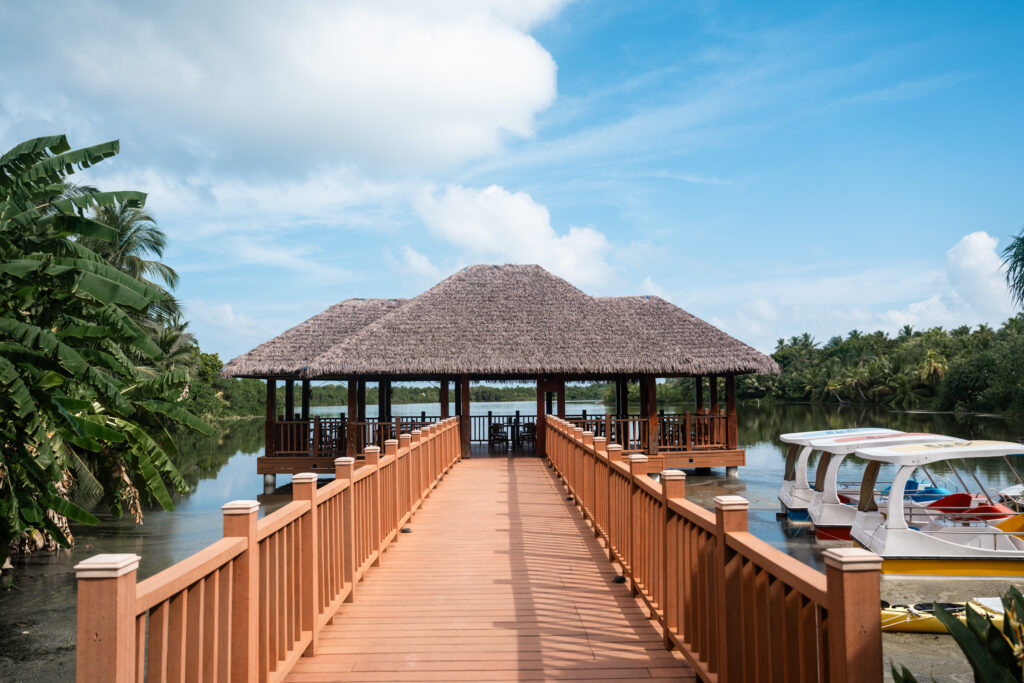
[74,418,462,683]
[545,417,882,683]
[565,412,732,453]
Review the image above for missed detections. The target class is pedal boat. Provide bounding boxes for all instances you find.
[778,428,901,522]
[851,440,1024,577]
[806,432,958,541]
[881,598,1004,633]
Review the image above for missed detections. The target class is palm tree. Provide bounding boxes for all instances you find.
[82,203,181,320]
[1002,227,1024,308]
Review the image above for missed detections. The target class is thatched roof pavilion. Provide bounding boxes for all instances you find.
[224,264,778,468]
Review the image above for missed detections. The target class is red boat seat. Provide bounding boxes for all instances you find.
[927,492,973,513]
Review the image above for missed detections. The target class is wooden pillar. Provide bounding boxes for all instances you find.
[285,379,295,419]
[824,548,883,683]
[454,380,462,417]
[357,380,366,452]
[556,379,566,419]
[386,381,393,421]
[695,375,704,414]
[74,554,140,683]
[726,375,738,450]
[222,501,259,681]
[714,496,749,681]
[377,380,387,423]
[265,379,276,457]
[301,379,311,420]
[644,376,658,455]
[545,392,553,415]
[440,380,449,419]
[709,375,719,414]
[536,376,547,457]
[459,375,471,459]
[292,473,320,655]
[346,380,357,456]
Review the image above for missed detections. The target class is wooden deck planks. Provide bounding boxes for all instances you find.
[287,457,694,682]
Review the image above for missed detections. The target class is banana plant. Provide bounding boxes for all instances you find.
[0,135,213,565]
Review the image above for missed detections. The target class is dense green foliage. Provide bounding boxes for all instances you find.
[731,317,1024,415]
[0,136,214,564]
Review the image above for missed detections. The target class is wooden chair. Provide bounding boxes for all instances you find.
[519,422,536,449]
[488,423,509,451]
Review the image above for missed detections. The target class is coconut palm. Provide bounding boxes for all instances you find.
[82,203,181,320]
[1002,227,1024,308]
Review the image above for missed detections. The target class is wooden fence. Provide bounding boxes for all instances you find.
[545,417,882,683]
[74,417,462,683]
[566,412,733,452]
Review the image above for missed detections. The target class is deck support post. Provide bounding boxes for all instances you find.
[346,380,358,456]
[222,500,259,682]
[694,376,704,414]
[335,457,357,604]
[536,376,546,457]
[824,548,883,683]
[301,379,310,420]
[454,380,462,417]
[285,379,295,420]
[642,375,658,455]
[265,379,276,457]
[661,470,686,648]
[357,381,366,451]
[725,375,738,450]
[714,495,748,682]
[364,447,382,566]
[556,378,566,419]
[73,554,140,683]
[292,474,320,655]
[710,375,720,445]
[459,375,471,459]
[440,380,449,419]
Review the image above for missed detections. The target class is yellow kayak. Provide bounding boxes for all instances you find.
[881,599,1004,633]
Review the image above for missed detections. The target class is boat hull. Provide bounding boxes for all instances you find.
[881,558,1024,578]
[814,525,853,541]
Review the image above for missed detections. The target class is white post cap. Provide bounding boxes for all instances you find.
[629,454,649,463]
[292,472,318,484]
[823,547,883,572]
[364,446,380,453]
[713,495,749,511]
[661,469,687,481]
[334,456,355,466]
[222,500,260,515]
[74,554,140,579]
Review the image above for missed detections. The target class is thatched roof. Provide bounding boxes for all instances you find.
[221,298,406,378]
[222,264,778,380]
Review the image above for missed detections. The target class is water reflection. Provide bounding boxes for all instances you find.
[1,401,1022,679]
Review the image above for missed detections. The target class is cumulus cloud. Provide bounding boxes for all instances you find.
[400,245,442,280]
[3,0,566,171]
[414,184,612,287]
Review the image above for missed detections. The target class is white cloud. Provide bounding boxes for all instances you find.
[186,300,262,357]
[9,0,566,171]
[400,245,441,280]
[414,184,612,286]
[945,231,1012,315]
[640,277,666,298]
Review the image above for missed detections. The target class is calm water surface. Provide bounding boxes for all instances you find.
[2,401,1022,679]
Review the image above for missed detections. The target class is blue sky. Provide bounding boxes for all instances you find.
[2,1,1022,359]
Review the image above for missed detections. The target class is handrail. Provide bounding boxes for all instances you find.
[543,415,882,683]
[74,416,463,683]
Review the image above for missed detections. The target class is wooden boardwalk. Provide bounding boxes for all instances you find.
[287,457,694,682]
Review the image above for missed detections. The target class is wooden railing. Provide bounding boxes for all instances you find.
[545,417,882,683]
[566,412,734,453]
[74,417,462,683]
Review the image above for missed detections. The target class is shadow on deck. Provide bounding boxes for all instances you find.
[287,458,694,682]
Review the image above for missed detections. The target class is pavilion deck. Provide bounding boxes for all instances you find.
[287,457,693,682]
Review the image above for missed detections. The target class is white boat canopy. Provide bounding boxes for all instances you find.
[780,427,901,447]
[856,440,1024,467]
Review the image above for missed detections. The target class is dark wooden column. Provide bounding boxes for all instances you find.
[264,379,276,456]
[536,376,546,457]
[440,380,449,419]
[726,375,738,450]
[377,380,387,423]
[695,376,705,414]
[545,392,553,415]
[346,380,358,456]
[556,378,566,419]
[357,380,366,452]
[284,379,295,420]
[300,379,310,420]
[459,375,471,459]
[710,375,719,414]
[643,375,658,455]
[454,380,462,417]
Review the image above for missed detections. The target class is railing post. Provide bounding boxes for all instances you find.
[594,436,607,538]
[74,553,140,683]
[334,457,357,603]
[364,445,382,566]
[399,434,412,517]
[713,495,748,681]
[291,473,320,655]
[684,412,691,451]
[628,454,648,595]
[661,470,685,649]
[411,429,423,507]
[221,500,260,682]
[824,548,883,683]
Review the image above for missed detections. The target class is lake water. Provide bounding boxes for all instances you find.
[3,401,1023,680]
